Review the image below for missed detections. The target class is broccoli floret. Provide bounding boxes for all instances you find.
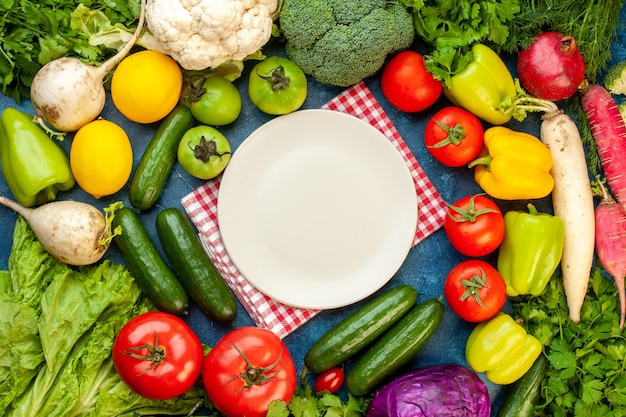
[279,0,415,87]
[604,60,626,95]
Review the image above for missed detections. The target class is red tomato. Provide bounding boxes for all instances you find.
[424,106,485,167]
[203,326,297,417]
[381,51,443,112]
[444,194,505,257]
[112,311,204,400]
[314,367,345,394]
[444,259,507,322]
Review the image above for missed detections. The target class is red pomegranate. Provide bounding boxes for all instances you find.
[517,32,586,101]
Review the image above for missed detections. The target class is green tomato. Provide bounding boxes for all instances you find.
[248,56,308,115]
[190,77,242,126]
[177,126,231,180]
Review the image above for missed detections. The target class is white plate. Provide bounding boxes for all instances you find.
[217,109,418,309]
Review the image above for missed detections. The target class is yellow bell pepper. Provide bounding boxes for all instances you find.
[468,126,554,200]
[466,312,542,385]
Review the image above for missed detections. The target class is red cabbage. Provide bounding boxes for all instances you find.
[366,364,491,417]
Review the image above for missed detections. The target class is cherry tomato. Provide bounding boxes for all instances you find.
[314,367,345,394]
[444,194,505,257]
[248,56,307,115]
[381,51,442,112]
[112,311,204,400]
[203,326,297,417]
[444,259,507,322]
[190,76,242,126]
[177,125,231,180]
[424,106,485,167]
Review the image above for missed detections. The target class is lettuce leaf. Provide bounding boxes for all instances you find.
[0,217,206,417]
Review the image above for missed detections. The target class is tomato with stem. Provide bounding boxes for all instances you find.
[248,56,307,115]
[112,311,204,400]
[444,259,507,322]
[444,194,505,257]
[177,125,231,180]
[189,76,242,126]
[424,106,484,167]
[202,326,297,417]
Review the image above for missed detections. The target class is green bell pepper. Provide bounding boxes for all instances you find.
[0,108,74,207]
[443,44,517,125]
[496,204,565,296]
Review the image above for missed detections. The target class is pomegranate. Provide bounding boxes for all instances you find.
[517,32,586,101]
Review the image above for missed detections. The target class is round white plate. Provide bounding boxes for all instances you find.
[217,109,418,309]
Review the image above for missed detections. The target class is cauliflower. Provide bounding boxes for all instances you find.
[278,0,415,87]
[145,0,279,70]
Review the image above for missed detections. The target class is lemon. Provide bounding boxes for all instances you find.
[111,50,183,124]
[70,119,133,199]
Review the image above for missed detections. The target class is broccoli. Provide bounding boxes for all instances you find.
[278,0,415,87]
[604,60,626,95]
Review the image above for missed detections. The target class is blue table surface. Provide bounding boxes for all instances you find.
[2,9,626,414]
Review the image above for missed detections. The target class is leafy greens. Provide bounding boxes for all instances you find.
[0,0,141,102]
[400,0,624,85]
[0,217,206,417]
[511,267,626,416]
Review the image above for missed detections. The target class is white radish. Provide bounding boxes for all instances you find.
[29,0,146,132]
[0,196,121,266]
[539,105,595,324]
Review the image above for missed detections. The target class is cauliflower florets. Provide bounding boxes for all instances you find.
[146,0,279,70]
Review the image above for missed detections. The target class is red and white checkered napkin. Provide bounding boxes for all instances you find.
[181,81,448,339]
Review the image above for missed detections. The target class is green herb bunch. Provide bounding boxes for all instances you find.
[0,0,141,102]
[400,0,623,84]
[512,268,626,416]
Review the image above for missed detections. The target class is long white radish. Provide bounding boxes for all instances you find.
[29,0,146,132]
[0,196,121,266]
[540,106,595,323]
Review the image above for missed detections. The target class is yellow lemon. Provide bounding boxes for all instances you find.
[70,119,133,199]
[111,50,182,123]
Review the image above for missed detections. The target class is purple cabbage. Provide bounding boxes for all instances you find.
[366,364,491,417]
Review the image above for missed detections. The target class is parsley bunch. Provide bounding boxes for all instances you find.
[0,0,140,102]
[512,268,626,416]
[400,0,623,88]
[265,375,371,417]
[399,0,520,84]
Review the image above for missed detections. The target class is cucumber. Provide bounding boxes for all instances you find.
[496,354,547,417]
[155,207,238,323]
[345,298,444,396]
[304,285,418,374]
[129,105,194,210]
[112,207,189,315]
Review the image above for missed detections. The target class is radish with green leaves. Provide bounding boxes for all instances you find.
[581,82,626,213]
[0,196,121,266]
[594,180,626,330]
[29,0,146,132]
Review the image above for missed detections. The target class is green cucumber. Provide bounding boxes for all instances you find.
[345,298,444,396]
[496,354,547,417]
[304,285,418,374]
[129,105,194,210]
[112,207,189,315]
[155,207,238,323]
